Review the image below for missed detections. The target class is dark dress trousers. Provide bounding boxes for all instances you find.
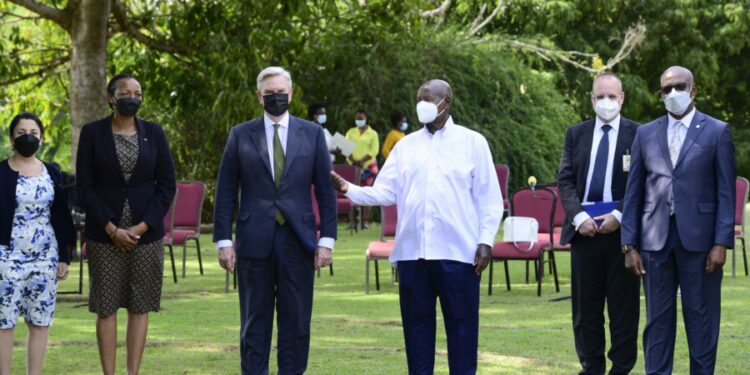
[557,117,641,375]
[213,115,337,375]
[0,160,76,263]
[621,110,735,375]
[76,115,176,244]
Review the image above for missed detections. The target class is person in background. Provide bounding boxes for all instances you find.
[0,112,76,375]
[345,109,379,228]
[382,111,408,160]
[308,102,339,162]
[331,79,503,374]
[76,73,176,375]
[557,72,641,375]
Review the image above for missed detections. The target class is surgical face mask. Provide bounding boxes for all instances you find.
[400,122,408,131]
[355,119,366,128]
[416,98,445,124]
[114,97,141,117]
[663,89,692,116]
[13,133,41,157]
[263,92,289,116]
[316,114,327,125]
[593,97,620,122]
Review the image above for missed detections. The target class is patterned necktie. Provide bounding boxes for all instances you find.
[669,121,683,166]
[273,124,286,225]
[587,124,612,203]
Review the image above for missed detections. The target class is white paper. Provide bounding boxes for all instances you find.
[332,132,356,157]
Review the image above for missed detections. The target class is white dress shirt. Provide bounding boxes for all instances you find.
[572,115,623,229]
[345,117,503,265]
[216,113,335,250]
[667,107,695,151]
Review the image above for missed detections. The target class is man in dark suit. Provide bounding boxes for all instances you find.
[621,66,735,375]
[558,72,641,375]
[213,66,337,375]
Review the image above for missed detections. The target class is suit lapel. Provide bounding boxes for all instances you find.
[102,116,126,184]
[249,120,273,179]
[674,111,707,170]
[655,116,673,169]
[579,120,595,188]
[282,117,303,181]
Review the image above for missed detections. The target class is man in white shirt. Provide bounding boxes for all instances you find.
[214,67,337,374]
[331,79,503,374]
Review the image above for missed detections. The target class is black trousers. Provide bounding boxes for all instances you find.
[570,231,640,375]
[237,224,315,375]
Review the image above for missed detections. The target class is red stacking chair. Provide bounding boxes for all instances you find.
[733,177,749,277]
[312,186,334,277]
[333,164,361,233]
[488,186,559,296]
[365,205,398,293]
[538,184,570,277]
[165,181,207,278]
[161,190,179,283]
[495,164,510,215]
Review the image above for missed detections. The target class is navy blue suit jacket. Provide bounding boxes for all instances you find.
[76,115,176,244]
[621,110,736,252]
[213,115,337,257]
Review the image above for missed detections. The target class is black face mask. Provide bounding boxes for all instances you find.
[14,134,41,157]
[114,97,142,117]
[263,93,289,116]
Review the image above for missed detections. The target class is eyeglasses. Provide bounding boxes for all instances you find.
[660,83,690,95]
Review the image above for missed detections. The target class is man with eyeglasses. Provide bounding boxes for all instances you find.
[621,66,735,375]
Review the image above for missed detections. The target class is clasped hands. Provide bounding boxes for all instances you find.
[577,214,619,237]
[106,221,148,252]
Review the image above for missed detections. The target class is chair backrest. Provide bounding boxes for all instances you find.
[333,164,361,198]
[510,186,556,242]
[736,177,749,226]
[495,164,510,202]
[380,205,398,240]
[543,183,566,228]
[173,181,206,231]
[311,186,321,228]
[162,189,180,241]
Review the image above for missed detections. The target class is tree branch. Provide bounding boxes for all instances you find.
[6,0,68,29]
[0,55,70,87]
[421,0,452,18]
[469,0,506,36]
[111,0,191,54]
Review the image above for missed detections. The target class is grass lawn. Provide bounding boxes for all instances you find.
[7,222,750,374]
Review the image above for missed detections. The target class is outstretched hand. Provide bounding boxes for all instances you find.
[330,171,349,193]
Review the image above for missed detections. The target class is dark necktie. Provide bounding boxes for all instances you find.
[273,124,286,225]
[587,124,611,202]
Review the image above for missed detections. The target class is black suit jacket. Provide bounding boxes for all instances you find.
[557,117,640,245]
[76,115,176,244]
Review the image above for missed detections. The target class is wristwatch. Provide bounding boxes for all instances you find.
[622,245,635,254]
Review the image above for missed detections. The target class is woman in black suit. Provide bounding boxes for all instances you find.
[76,73,175,375]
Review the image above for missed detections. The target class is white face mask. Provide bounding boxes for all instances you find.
[355,119,366,128]
[416,98,446,124]
[664,88,692,116]
[400,122,408,131]
[593,97,621,122]
[316,114,327,125]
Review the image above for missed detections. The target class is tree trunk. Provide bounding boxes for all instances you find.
[68,0,110,169]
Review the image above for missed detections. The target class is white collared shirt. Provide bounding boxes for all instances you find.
[216,112,334,250]
[667,107,695,151]
[572,115,623,229]
[345,117,503,265]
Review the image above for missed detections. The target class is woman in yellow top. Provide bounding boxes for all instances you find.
[382,111,408,160]
[345,109,379,228]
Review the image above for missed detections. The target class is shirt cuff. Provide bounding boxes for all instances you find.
[611,209,622,223]
[572,211,591,231]
[318,237,335,250]
[216,239,233,250]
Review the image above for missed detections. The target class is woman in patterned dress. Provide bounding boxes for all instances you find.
[0,113,76,375]
[76,74,175,375]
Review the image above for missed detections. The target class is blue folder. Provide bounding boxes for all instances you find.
[582,201,620,225]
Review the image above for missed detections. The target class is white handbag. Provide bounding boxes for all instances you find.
[503,216,539,253]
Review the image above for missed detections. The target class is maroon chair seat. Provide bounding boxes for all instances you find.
[334,164,362,233]
[492,241,551,260]
[337,198,353,213]
[164,181,207,278]
[366,241,395,258]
